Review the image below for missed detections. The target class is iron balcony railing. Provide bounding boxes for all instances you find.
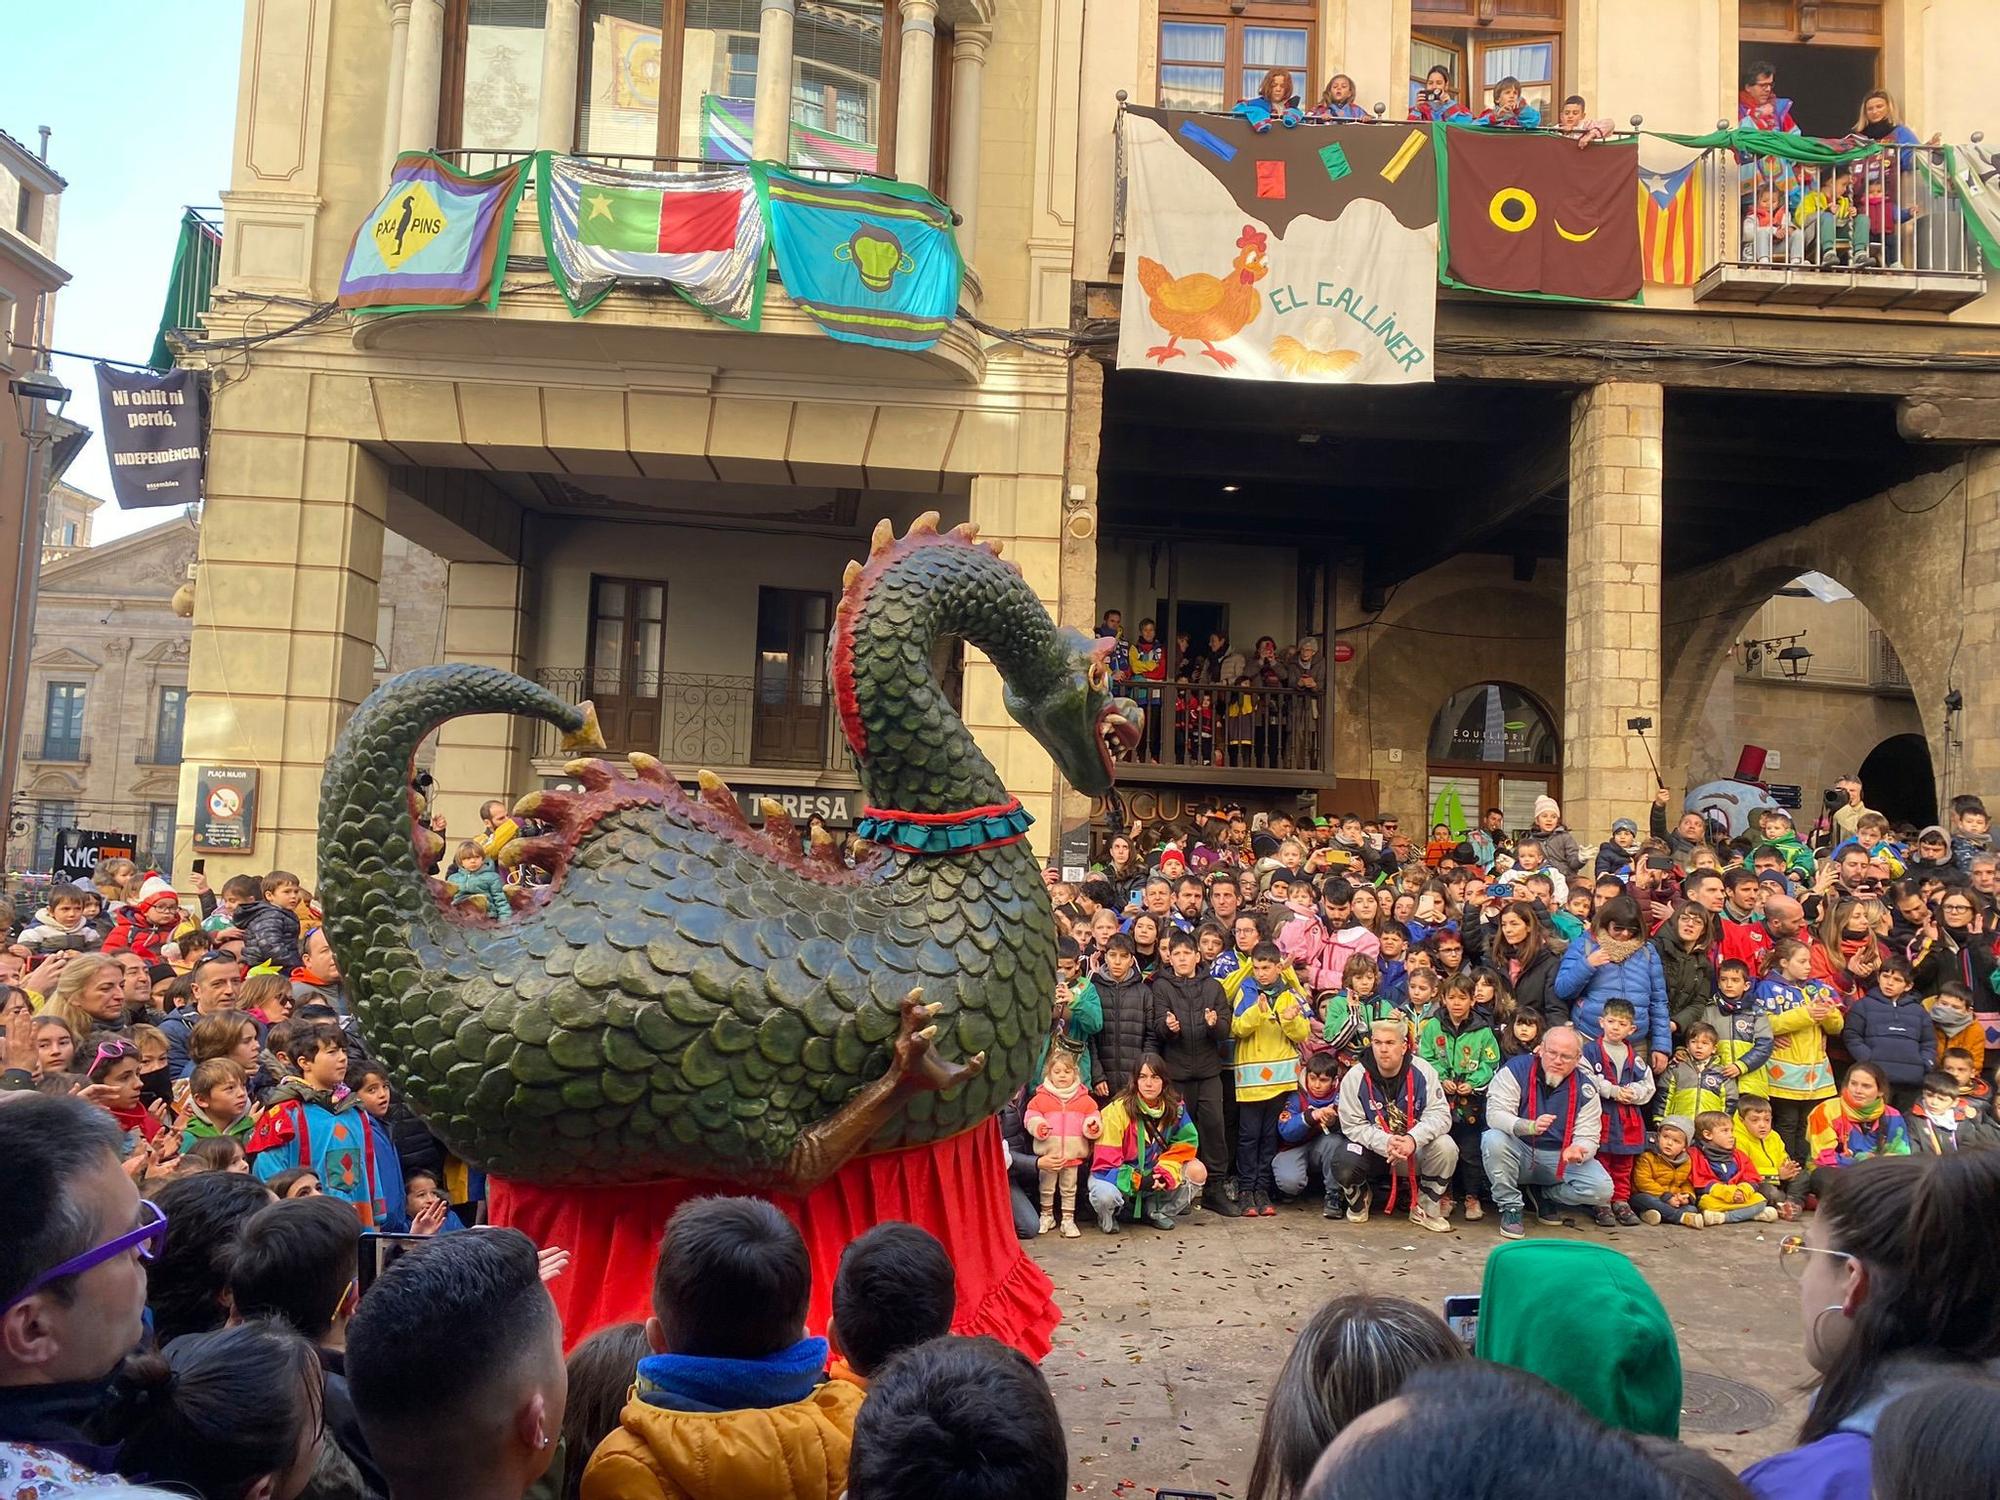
[435,147,896,187]
[1869,628,1912,691]
[1699,139,1989,308]
[31,737,88,764]
[530,669,856,775]
[134,739,183,766]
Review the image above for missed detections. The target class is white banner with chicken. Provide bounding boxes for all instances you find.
[1116,107,1438,385]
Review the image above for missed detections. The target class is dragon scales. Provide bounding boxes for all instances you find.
[315,513,1143,1187]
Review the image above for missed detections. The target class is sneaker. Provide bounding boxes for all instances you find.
[1756,1206,1779,1223]
[1820,247,1841,269]
[1148,1211,1178,1231]
[1530,1191,1563,1226]
[1640,1208,1663,1226]
[1037,1212,1056,1236]
[1437,1195,1455,1220]
[1463,1199,1484,1222]
[1258,1193,1277,1218]
[1499,1208,1525,1239]
[1410,1207,1454,1234]
[1703,1209,1726,1226]
[1679,1212,1706,1229]
[1592,1205,1618,1228]
[1613,1201,1642,1228]
[1060,1218,1081,1239]
[1345,1191,1371,1225]
[1323,1199,1344,1220]
[1097,1203,1120,1234]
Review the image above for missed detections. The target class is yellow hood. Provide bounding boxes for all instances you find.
[581,1381,863,1500]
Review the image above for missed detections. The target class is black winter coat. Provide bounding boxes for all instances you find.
[233,897,303,972]
[1844,989,1939,1088]
[1089,969,1157,1094]
[1654,928,1716,1039]
[1503,946,1567,1027]
[1151,971,1229,1080]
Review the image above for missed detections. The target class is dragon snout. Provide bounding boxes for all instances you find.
[1096,697,1144,779]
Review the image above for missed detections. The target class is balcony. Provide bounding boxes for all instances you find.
[530,669,856,778]
[1113,682,1332,789]
[30,737,88,765]
[134,740,183,766]
[1693,143,1987,312]
[1869,628,1912,692]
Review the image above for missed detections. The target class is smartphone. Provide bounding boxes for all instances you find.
[1443,1294,1480,1353]
[358,1231,433,1294]
[191,858,206,876]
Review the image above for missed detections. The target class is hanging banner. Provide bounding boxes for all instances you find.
[758,166,962,351]
[1116,108,1439,385]
[539,152,767,327]
[337,152,528,313]
[96,364,205,510]
[701,96,880,175]
[1638,158,1701,286]
[1441,128,1643,303]
[1922,144,2000,270]
[54,828,138,882]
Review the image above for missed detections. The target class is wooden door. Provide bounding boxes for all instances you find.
[585,576,667,752]
[751,587,832,768]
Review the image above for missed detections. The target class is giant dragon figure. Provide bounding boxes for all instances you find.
[316,512,1142,1345]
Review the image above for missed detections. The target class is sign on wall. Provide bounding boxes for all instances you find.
[541,776,856,829]
[95,365,205,510]
[54,829,138,881]
[192,765,259,851]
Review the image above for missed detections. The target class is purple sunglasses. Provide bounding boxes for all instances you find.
[2,1199,168,1312]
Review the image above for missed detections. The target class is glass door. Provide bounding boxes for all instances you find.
[585,576,668,752]
[751,588,831,767]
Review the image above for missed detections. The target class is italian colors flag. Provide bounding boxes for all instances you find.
[577,184,744,255]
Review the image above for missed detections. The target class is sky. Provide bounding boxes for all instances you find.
[11,0,243,543]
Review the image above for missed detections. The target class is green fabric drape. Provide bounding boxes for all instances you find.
[1648,127,1882,165]
[148,208,222,370]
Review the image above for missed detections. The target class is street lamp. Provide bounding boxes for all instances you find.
[9,367,73,438]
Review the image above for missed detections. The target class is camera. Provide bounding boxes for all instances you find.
[1822,787,1846,809]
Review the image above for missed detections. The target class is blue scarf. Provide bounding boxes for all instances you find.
[635,1336,829,1413]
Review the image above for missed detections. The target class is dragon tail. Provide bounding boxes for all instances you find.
[316,665,600,1040]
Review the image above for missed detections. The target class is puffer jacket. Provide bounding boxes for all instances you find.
[1537,824,1585,880]
[1088,969,1157,1096]
[1150,970,1228,1081]
[232,897,303,973]
[1844,988,1938,1089]
[1556,934,1670,1056]
[1654,927,1715,1039]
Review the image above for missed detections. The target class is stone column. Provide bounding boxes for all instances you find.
[536,0,582,151]
[430,562,540,838]
[1047,354,1105,866]
[895,0,939,187]
[946,28,990,255]
[1953,448,2000,800]
[751,0,797,163]
[178,414,387,886]
[399,0,447,153]
[382,0,414,179]
[1562,381,1664,843]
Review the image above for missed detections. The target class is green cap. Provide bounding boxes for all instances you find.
[1475,1239,1683,1438]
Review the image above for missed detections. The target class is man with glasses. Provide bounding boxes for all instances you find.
[0,1094,163,1471]
[1481,1026,1614,1240]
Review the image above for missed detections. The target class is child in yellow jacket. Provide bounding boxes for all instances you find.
[1225,941,1312,1216]
[1630,1116,1704,1229]
[583,1198,862,1500]
[1733,1095,1806,1219]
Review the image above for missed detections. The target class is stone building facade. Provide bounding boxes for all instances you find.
[170,0,2000,884]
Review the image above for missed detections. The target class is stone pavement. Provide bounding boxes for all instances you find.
[1028,1197,1815,1497]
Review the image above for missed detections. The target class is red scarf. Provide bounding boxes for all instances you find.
[1526,1064,1583,1178]
[109,1102,161,1142]
[1592,1041,1646,1150]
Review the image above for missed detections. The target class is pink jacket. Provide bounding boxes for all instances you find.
[1025,1082,1101,1169]
[1281,915,1382,995]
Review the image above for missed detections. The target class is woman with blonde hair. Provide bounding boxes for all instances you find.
[45,952,129,1043]
[1311,73,1369,121]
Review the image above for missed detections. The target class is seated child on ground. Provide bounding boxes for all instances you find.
[1941,1047,1991,1104]
[581,1196,863,1500]
[1024,1048,1101,1237]
[1690,1110,1780,1225]
[1734,1096,1805,1218]
[1273,1051,1344,1207]
[1804,1061,1910,1198]
[828,1223,955,1387]
[1630,1116,1704,1229]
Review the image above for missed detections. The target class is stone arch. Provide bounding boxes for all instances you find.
[1856,732,1939,827]
[1425,679,1563,765]
[1660,461,1965,809]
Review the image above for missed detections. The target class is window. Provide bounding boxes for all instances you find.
[0,291,16,370]
[155,686,186,763]
[1158,1,1314,113]
[1427,683,1558,766]
[438,0,547,152]
[751,588,831,767]
[41,682,85,760]
[585,576,669,751]
[14,185,31,236]
[143,805,177,870]
[1410,0,1562,118]
[32,801,74,874]
[375,603,397,673]
[61,522,77,546]
[791,2,885,168]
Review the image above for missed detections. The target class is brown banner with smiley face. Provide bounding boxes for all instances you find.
[1444,130,1642,302]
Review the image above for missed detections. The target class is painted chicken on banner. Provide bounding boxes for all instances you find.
[1117,107,1438,385]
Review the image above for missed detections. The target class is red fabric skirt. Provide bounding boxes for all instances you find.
[489,1118,1059,1358]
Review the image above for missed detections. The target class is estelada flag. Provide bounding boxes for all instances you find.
[1441,129,1642,302]
[338,152,528,313]
[538,152,767,327]
[1639,160,1700,286]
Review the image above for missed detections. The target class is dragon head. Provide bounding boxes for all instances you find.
[1004,630,1142,798]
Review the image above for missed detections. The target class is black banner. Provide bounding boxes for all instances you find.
[55,828,138,881]
[96,364,205,509]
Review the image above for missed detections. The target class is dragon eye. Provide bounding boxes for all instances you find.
[1489,187,1537,233]
[1087,661,1110,693]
